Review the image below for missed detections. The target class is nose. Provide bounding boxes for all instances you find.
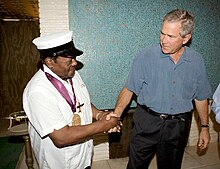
[71,58,77,66]
[160,34,168,43]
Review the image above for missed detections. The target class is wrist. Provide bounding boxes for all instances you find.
[96,111,103,121]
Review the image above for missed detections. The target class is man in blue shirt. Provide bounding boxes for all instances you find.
[113,9,212,169]
[212,83,220,124]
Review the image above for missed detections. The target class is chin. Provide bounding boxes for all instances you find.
[160,45,168,53]
[69,71,75,78]
[161,49,169,55]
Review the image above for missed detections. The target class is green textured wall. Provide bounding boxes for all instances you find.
[69,0,220,109]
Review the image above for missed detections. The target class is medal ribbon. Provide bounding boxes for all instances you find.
[45,72,76,112]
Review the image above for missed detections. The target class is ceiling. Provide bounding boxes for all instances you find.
[0,0,39,20]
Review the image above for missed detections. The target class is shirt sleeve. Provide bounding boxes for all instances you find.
[125,50,147,96]
[25,87,68,137]
[212,83,220,124]
[194,56,212,100]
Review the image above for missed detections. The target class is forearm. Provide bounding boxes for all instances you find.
[114,87,133,117]
[66,121,107,143]
[49,119,115,147]
[195,99,209,125]
[195,99,210,149]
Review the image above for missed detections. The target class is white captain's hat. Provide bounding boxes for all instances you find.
[32,31,83,59]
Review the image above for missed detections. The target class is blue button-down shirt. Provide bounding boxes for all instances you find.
[212,83,220,124]
[125,44,212,114]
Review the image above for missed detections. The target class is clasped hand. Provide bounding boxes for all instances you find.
[99,111,122,133]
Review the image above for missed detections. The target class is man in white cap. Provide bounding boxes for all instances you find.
[23,31,120,169]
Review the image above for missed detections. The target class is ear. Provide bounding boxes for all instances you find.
[45,58,54,68]
[183,34,192,45]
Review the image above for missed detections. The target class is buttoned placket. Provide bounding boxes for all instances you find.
[170,59,185,113]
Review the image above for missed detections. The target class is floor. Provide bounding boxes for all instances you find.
[16,142,220,169]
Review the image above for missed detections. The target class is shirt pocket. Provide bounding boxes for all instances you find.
[64,144,81,168]
[57,100,73,125]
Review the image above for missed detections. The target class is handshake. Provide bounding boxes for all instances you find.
[95,110,122,133]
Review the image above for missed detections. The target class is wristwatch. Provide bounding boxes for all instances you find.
[201,124,209,128]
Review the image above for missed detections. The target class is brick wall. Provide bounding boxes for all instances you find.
[38,0,69,35]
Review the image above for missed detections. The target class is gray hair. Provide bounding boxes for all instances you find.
[163,9,195,37]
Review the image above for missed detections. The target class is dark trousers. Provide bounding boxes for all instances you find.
[127,105,192,169]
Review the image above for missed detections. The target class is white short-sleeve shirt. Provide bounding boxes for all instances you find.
[23,65,93,169]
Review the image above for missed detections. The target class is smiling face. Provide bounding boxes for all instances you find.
[46,56,77,80]
[160,20,191,59]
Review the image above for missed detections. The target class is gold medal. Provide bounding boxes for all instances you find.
[72,114,81,126]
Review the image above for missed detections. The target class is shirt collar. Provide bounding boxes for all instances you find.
[160,46,192,63]
[43,64,68,84]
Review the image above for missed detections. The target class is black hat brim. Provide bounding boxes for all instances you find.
[39,41,83,59]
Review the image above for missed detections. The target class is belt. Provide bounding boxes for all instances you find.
[139,104,191,121]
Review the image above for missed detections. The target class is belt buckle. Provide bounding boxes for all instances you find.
[180,117,185,121]
[160,114,168,120]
